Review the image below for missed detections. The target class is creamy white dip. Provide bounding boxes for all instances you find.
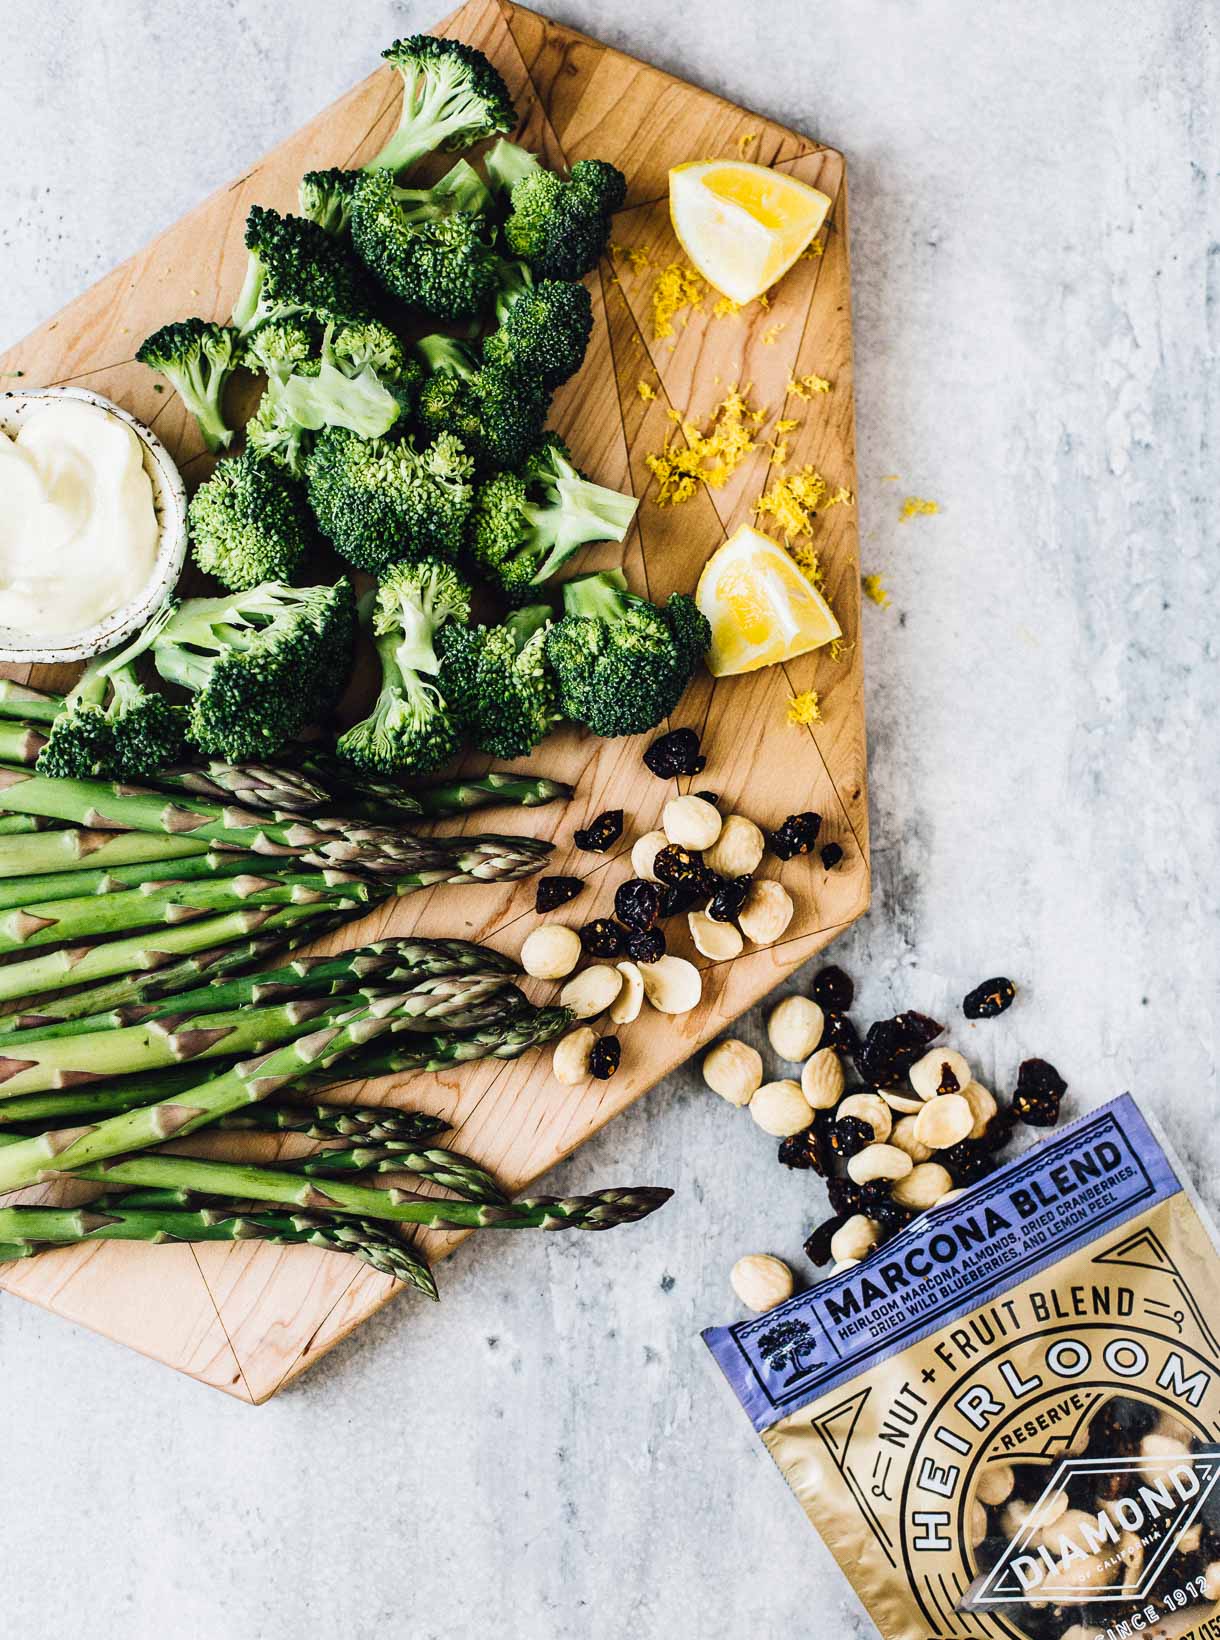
[0,400,159,637]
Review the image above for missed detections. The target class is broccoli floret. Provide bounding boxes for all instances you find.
[299,168,360,237]
[187,449,314,592]
[304,426,474,573]
[545,569,709,738]
[415,333,549,472]
[135,318,239,454]
[246,378,314,479]
[337,559,470,776]
[364,35,515,176]
[439,604,561,759]
[240,318,320,381]
[469,434,638,599]
[349,165,498,318]
[38,602,187,780]
[231,205,372,338]
[482,263,593,389]
[153,580,357,761]
[485,139,625,280]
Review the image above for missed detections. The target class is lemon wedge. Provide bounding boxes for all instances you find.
[669,160,831,306]
[697,524,841,677]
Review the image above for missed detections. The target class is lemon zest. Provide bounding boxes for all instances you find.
[862,575,891,608]
[652,263,706,339]
[755,466,831,539]
[761,323,784,345]
[801,239,825,259]
[610,241,651,273]
[645,385,763,505]
[775,418,800,433]
[637,380,657,402]
[829,637,855,663]
[787,373,831,398]
[786,690,822,726]
[736,130,759,156]
[712,295,742,318]
[899,495,939,522]
[757,293,771,309]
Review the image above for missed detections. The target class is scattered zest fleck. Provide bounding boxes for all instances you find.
[787,373,831,398]
[712,295,741,319]
[862,574,891,608]
[801,239,825,259]
[786,690,822,727]
[761,323,785,345]
[636,380,657,402]
[610,241,651,273]
[899,495,939,522]
[828,636,855,663]
[645,385,763,505]
[652,262,706,339]
[736,130,759,156]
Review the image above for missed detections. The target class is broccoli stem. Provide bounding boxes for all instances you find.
[560,567,631,621]
[416,333,475,380]
[484,138,543,195]
[230,256,267,338]
[526,477,639,585]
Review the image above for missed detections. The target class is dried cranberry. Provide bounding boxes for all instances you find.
[818,1011,861,1055]
[695,790,719,806]
[858,1179,893,1210]
[589,1035,621,1080]
[657,881,702,919]
[643,728,705,779]
[624,927,665,963]
[652,844,701,887]
[826,1177,863,1216]
[573,809,623,852]
[829,1115,874,1159]
[1013,1058,1066,1127]
[579,918,624,957]
[938,1138,997,1185]
[963,977,1017,1019]
[706,875,751,923]
[803,1214,846,1267]
[535,875,584,913]
[811,965,853,1012]
[614,878,659,931]
[768,811,821,860]
[982,1103,1017,1151]
[777,1118,830,1175]
[819,842,844,870]
[855,1011,943,1088]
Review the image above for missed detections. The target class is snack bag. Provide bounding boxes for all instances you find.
[704,1096,1220,1640]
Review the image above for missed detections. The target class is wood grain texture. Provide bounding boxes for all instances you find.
[0,0,867,1399]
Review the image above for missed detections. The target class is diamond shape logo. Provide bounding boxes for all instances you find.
[966,1446,1220,1609]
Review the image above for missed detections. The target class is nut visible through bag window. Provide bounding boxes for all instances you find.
[704,1096,1220,1640]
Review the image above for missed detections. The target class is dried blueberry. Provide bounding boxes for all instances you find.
[657,881,703,919]
[938,1138,997,1185]
[778,1121,830,1175]
[826,1177,863,1216]
[829,1115,874,1160]
[652,844,701,887]
[855,1011,943,1088]
[858,1179,893,1210]
[614,878,660,931]
[963,977,1017,1019]
[624,927,666,963]
[768,811,822,860]
[819,842,844,870]
[573,809,623,852]
[981,1103,1017,1152]
[695,790,719,806]
[579,918,625,958]
[1013,1057,1066,1126]
[803,1214,846,1268]
[811,965,854,1012]
[643,727,706,779]
[871,1198,917,1232]
[706,875,751,923]
[535,875,584,913]
[819,1011,861,1055]
[589,1035,621,1080]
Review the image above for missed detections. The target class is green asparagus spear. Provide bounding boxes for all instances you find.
[0,1088,450,1141]
[0,848,276,914]
[0,814,61,836]
[293,1007,571,1089]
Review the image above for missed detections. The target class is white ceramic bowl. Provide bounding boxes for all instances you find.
[0,386,187,665]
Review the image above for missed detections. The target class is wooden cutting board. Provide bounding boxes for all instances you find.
[0,0,867,1400]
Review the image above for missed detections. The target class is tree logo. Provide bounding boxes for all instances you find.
[757,1317,821,1383]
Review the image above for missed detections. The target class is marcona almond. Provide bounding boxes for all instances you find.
[738,879,794,944]
[830,1257,860,1274]
[800,1048,845,1109]
[961,1079,997,1139]
[749,1079,813,1137]
[702,1038,763,1106]
[913,1091,973,1149]
[559,964,623,1020]
[552,1026,597,1085]
[969,1500,988,1549]
[730,1253,794,1313]
[889,1114,933,1163]
[520,924,582,980]
[703,813,764,878]
[662,794,722,851]
[638,954,702,1014]
[847,1143,914,1185]
[836,1091,893,1143]
[609,961,644,1025]
[767,995,825,1061]
[909,1046,972,1101]
[688,908,744,960]
[976,1464,1015,1507]
[891,1161,953,1208]
[830,1215,881,1263]
[881,1089,924,1115]
[630,829,669,883]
